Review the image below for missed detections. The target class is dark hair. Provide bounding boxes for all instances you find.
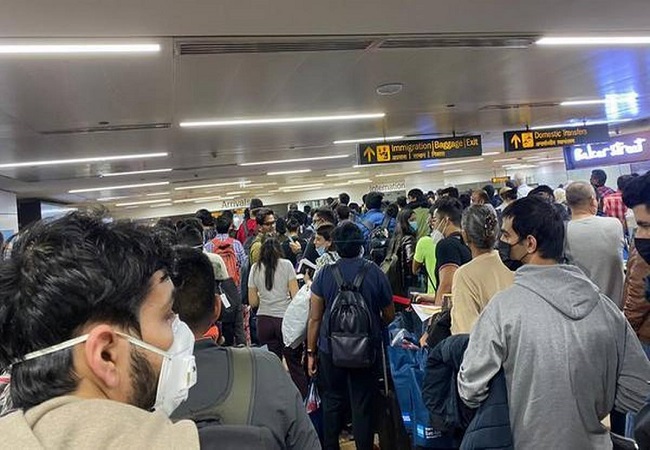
[316,223,336,244]
[195,209,214,227]
[505,181,516,189]
[335,204,351,221]
[501,187,518,202]
[440,186,460,198]
[256,208,275,226]
[396,196,407,209]
[502,196,564,261]
[462,205,499,249]
[258,238,282,291]
[396,208,416,238]
[459,193,471,210]
[365,191,384,210]
[338,193,350,205]
[326,197,335,206]
[313,207,336,225]
[473,190,490,204]
[591,169,607,186]
[170,246,215,333]
[276,217,287,235]
[349,203,360,213]
[221,210,234,220]
[288,203,298,211]
[332,221,364,258]
[617,175,634,192]
[287,218,300,233]
[215,215,232,234]
[176,224,203,247]
[623,172,650,209]
[482,185,495,199]
[407,189,425,202]
[386,203,399,219]
[250,198,264,211]
[434,197,464,226]
[303,205,312,214]
[156,218,175,232]
[1,212,171,409]
[243,208,251,221]
[528,185,555,202]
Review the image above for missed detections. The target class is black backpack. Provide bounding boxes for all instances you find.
[328,261,376,368]
[363,215,392,265]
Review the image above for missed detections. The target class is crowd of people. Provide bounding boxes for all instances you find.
[1,168,650,449]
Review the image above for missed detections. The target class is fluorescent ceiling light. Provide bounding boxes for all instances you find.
[539,158,566,164]
[239,154,349,167]
[122,206,140,210]
[426,158,484,168]
[537,37,650,46]
[0,152,168,169]
[115,198,172,207]
[97,195,131,202]
[494,158,519,163]
[482,152,501,156]
[346,179,373,184]
[101,168,173,177]
[503,164,537,169]
[146,191,172,197]
[560,99,607,106]
[333,135,404,145]
[279,183,325,191]
[195,197,234,204]
[69,181,169,194]
[443,169,463,174]
[173,196,227,204]
[180,113,385,128]
[174,180,251,191]
[0,44,161,54]
[530,118,632,130]
[225,191,249,196]
[375,170,423,178]
[325,171,361,178]
[271,186,323,194]
[523,156,545,160]
[267,169,311,176]
[150,203,173,208]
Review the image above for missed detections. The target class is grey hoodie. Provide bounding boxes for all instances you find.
[458,264,650,450]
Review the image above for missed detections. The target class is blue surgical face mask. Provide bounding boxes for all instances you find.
[409,221,418,232]
[316,246,326,257]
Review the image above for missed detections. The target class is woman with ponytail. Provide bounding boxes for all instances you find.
[450,205,515,334]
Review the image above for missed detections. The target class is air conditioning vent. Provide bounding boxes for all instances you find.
[41,122,171,135]
[379,35,537,49]
[178,39,375,55]
[479,102,559,111]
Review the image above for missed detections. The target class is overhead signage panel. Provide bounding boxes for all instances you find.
[491,176,511,184]
[356,136,482,166]
[503,124,610,152]
[563,131,650,170]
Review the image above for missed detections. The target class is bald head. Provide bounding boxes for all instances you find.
[566,181,596,211]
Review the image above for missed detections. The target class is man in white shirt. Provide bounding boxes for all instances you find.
[565,181,626,308]
[514,173,532,198]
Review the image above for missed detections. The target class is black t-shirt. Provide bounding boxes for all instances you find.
[434,232,472,287]
[281,236,307,267]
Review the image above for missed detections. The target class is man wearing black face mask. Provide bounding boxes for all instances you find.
[623,172,650,358]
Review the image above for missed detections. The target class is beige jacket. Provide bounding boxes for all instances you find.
[0,396,199,449]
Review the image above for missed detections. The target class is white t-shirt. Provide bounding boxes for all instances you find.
[248,259,297,318]
[565,216,625,308]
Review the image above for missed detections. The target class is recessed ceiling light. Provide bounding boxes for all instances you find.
[426,158,484,168]
[115,198,172,207]
[443,169,463,174]
[0,44,161,54]
[333,136,404,145]
[325,171,361,177]
[0,152,168,169]
[101,168,173,177]
[560,99,607,106]
[174,180,252,191]
[180,113,385,128]
[239,155,349,167]
[376,83,404,96]
[482,152,501,156]
[69,181,170,194]
[537,36,650,46]
[375,170,423,178]
[267,169,312,176]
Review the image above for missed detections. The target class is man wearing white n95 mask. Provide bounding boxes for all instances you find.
[0,213,202,449]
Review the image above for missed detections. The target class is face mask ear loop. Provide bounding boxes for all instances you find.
[115,332,168,358]
[11,334,91,368]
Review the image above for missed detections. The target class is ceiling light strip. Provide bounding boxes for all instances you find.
[239,154,350,167]
[333,135,404,145]
[101,168,173,177]
[0,44,161,54]
[69,181,169,194]
[426,158,484,168]
[174,180,252,191]
[560,99,607,106]
[115,198,172,207]
[0,152,168,169]
[324,171,361,177]
[180,113,385,128]
[267,169,311,176]
[537,37,650,46]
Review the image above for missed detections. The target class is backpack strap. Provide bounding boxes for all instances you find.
[190,347,255,425]
[380,214,391,229]
[331,262,346,289]
[352,261,370,290]
[361,219,375,232]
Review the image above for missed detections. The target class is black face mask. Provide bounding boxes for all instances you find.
[635,238,650,265]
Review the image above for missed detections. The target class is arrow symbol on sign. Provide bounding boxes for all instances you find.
[363,146,376,162]
[510,134,522,150]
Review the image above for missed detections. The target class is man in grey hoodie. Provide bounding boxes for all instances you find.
[458,196,650,449]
